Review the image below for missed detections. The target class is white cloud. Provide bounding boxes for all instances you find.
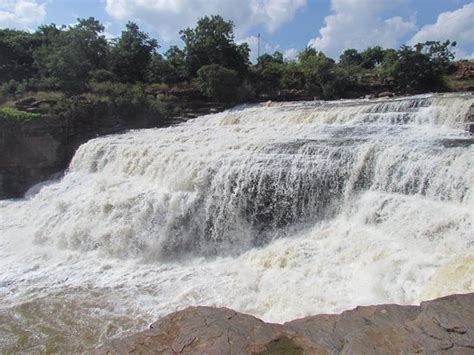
[105,0,306,42]
[308,0,416,59]
[283,47,298,60]
[0,0,46,29]
[409,3,474,59]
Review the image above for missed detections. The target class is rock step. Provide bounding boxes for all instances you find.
[95,293,474,354]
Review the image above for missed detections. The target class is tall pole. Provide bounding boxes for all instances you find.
[257,33,261,59]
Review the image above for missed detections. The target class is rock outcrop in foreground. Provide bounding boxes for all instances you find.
[95,293,473,354]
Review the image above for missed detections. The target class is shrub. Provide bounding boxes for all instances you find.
[0,107,42,120]
[196,64,239,102]
[1,80,26,99]
[90,69,117,82]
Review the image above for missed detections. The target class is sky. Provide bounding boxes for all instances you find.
[0,0,473,61]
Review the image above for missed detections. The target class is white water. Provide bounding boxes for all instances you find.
[0,93,473,352]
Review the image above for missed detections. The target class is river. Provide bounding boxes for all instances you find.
[0,93,473,352]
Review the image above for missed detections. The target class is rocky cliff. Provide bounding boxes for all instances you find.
[0,116,68,198]
[0,97,227,199]
[95,293,474,354]
[0,112,159,199]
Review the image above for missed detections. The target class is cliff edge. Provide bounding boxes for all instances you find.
[95,293,474,354]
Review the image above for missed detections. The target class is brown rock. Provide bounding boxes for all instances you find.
[95,293,474,354]
[15,97,36,109]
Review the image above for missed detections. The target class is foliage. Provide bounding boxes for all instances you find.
[280,61,306,90]
[146,47,188,84]
[1,79,26,98]
[90,69,117,82]
[393,41,456,92]
[50,84,166,123]
[110,22,158,83]
[361,46,385,69]
[180,15,249,76]
[251,52,285,95]
[164,46,188,83]
[377,48,398,79]
[196,64,239,102]
[339,49,363,66]
[298,48,335,96]
[33,18,109,93]
[0,14,461,104]
[0,107,42,120]
[0,29,40,83]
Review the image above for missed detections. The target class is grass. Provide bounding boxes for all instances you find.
[0,107,42,120]
[24,90,65,101]
[444,75,474,91]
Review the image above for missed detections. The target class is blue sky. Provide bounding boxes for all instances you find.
[1,0,473,60]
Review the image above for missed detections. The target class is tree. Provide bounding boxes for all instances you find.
[196,64,239,102]
[280,61,305,90]
[179,15,249,76]
[361,46,385,69]
[0,29,41,83]
[417,40,457,75]
[339,48,363,66]
[33,18,109,92]
[393,41,456,92]
[298,47,335,96]
[110,22,158,83]
[251,51,285,95]
[163,46,188,83]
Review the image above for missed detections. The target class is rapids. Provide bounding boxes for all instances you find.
[0,93,473,352]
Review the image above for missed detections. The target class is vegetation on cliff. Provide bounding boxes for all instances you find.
[0,107,42,120]
[0,14,467,112]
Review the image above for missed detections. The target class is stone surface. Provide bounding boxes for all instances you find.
[0,116,68,198]
[95,293,474,354]
[0,97,228,199]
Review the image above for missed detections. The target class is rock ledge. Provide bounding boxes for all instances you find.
[95,293,474,354]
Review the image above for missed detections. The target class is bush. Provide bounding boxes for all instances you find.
[196,64,239,102]
[90,69,117,82]
[0,107,42,120]
[1,80,26,99]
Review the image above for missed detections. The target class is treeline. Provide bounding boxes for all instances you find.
[0,15,458,103]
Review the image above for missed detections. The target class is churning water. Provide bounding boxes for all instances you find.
[0,93,473,352]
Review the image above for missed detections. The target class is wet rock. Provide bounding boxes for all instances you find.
[95,293,474,354]
[465,122,474,134]
[377,91,395,98]
[0,116,68,199]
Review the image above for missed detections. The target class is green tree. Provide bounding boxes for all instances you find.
[179,15,249,76]
[417,40,457,75]
[0,29,40,83]
[376,48,398,82]
[110,22,158,83]
[196,64,239,102]
[393,41,456,92]
[339,48,363,66]
[280,61,305,90]
[361,46,385,69]
[33,18,109,92]
[298,47,335,96]
[163,46,188,83]
[251,51,285,95]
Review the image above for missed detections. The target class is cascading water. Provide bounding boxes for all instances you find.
[0,93,473,352]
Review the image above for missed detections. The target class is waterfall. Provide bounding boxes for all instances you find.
[0,93,472,352]
[20,93,473,259]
